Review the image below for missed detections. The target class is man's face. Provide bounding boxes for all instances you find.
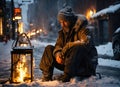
[59,20,70,33]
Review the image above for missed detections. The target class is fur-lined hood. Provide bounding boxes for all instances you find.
[73,14,88,32]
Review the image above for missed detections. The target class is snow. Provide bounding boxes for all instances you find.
[115,27,120,33]
[91,4,120,18]
[0,39,120,87]
[96,42,113,56]
[98,58,120,68]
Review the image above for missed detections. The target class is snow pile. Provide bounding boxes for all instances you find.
[114,27,120,33]
[98,58,120,68]
[96,42,113,56]
[3,76,120,87]
[91,4,120,18]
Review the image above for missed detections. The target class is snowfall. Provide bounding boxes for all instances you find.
[0,39,120,87]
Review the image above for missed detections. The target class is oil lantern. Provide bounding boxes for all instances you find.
[10,33,34,83]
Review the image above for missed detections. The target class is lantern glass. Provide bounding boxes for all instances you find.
[11,48,33,83]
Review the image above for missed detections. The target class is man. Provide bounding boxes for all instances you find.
[39,6,98,82]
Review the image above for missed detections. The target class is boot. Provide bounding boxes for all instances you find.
[41,72,52,82]
[41,75,52,82]
[57,73,71,82]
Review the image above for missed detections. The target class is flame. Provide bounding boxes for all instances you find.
[86,8,96,20]
[13,55,28,82]
[20,43,27,47]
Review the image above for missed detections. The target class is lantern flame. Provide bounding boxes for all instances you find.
[13,55,28,83]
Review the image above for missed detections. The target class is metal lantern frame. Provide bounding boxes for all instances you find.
[10,33,33,83]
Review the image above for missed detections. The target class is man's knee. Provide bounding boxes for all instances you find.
[45,45,54,52]
[71,45,86,52]
[39,45,54,69]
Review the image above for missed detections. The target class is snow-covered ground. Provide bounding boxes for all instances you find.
[0,39,120,87]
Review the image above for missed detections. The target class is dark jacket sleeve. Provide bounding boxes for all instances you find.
[53,30,64,56]
[61,28,90,56]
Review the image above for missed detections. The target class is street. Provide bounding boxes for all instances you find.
[97,65,120,81]
[0,63,120,84]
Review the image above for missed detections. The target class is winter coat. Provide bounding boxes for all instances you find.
[39,14,98,77]
[53,14,95,57]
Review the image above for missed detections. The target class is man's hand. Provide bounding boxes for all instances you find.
[55,52,64,64]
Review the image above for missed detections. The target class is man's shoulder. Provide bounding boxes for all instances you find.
[73,14,88,32]
[75,14,87,21]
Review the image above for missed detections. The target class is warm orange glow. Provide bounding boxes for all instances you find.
[18,22,23,34]
[20,43,27,47]
[0,18,3,35]
[14,8,21,13]
[13,55,28,82]
[27,28,44,38]
[14,8,22,20]
[14,8,21,16]
[86,8,96,20]
[11,34,33,83]
[90,10,94,16]
[36,30,40,33]
[39,29,43,32]
[14,16,22,20]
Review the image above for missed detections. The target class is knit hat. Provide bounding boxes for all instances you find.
[57,6,75,21]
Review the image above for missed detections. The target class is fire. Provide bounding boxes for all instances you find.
[13,55,28,83]
[11,33,33,83]
[86,8,96,20]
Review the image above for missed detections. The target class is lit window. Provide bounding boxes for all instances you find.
[0,17,3,35]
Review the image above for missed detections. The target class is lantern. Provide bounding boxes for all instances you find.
[10,33,33,83]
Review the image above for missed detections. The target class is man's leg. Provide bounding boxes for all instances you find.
[39,45,64,81]
[39,45,55,81]
[61,45,92,82]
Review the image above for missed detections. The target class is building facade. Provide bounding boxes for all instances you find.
[93,0,120,45]
[0,0,6,41]
[0,0,16,41]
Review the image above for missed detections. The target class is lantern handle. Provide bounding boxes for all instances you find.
[12,33,32,48]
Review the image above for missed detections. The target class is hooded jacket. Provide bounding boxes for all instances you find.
[53,14,94,57]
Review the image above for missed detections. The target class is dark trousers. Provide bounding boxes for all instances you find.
[39,45,97,77]
[39,45,64,77]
